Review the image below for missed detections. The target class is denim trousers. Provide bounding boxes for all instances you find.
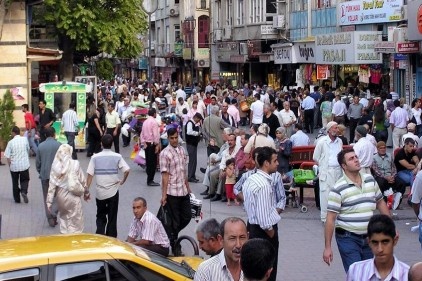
[335,231,373,272]
[397,170,413,187]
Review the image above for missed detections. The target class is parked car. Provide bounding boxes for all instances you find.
[0,233,202,281]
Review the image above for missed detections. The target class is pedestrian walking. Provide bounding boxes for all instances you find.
[323,148,389,272]
[186,112,203,182]
[85,134,130,237]
[47,144,86,233]
[36,127,61,227]
[61,103,79,159]
[348,95,364,143]
[22,103,38,156]
[301,90,316,134]
[4,126,30,204]
[159,127,192,256]
[242,146,281,281]
[38,99,55,143]
[390,99,409,150]
[140,108,160,186]
[105,103,121,153]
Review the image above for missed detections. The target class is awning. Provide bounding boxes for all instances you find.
[27,47,62,61]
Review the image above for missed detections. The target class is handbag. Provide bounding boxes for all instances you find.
[157,205,173,234]
[244,136,257,170]
[67,161,85,197]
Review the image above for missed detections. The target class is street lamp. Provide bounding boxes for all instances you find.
[184,17,196,86]
[141,0,158,102]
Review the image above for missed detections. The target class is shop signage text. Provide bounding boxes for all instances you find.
[315,31,382,64]
[396,42,420,53]
[273,42,316,64]
[338,0,404,26]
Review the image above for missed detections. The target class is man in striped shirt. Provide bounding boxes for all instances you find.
[242,147,281,281]
[346,214,409,280]
[194,217,247,281]
[61,103,79,160]
[126,197,170,256]
[323,148,389,272]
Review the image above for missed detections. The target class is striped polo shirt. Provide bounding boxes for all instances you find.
[87,149,130,200]
[327,172,383,235]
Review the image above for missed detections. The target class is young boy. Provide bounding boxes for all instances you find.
[347,214,409,280]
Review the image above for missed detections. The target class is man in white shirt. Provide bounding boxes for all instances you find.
[353,125,376,174]
[250,93,264,125]
[301,90,316,133]
[192,94,207,117]
[175,97,189,118]
[290,123,310,146]
[61,103,79,159]
[279,101,297,137]
[390,99,409,150]
[175,84,186,101]
[227,99,240,125]
[332,94,347,125]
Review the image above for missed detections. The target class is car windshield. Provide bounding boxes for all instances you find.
[128,244,195,279]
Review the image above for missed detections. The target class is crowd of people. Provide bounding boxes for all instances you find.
[5,78,422,280]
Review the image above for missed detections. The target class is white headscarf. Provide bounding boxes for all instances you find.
[50,144,73,188]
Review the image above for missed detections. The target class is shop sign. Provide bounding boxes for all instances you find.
[230,55,247,63]
[183,48,192,60]
[315,31,382,64]
[154,57,166,67]
[197,48,210,59]
[274,47,292,64]
[396,42,420,53]
[338,0,404,26]
[394,53,408,60]
[317,65,329,80]
[138,57,148,70]
[374,41,396,53]
[174,42,183,57]
[293,42,316,63]
[408,0,422,41]
[261,25,278,35]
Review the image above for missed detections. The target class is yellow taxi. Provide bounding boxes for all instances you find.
[0,233,203,280]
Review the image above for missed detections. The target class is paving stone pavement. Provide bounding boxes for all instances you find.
[0,135,421,281]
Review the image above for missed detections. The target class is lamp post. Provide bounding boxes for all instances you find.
[141,0,158,102]
[184,17,196,85]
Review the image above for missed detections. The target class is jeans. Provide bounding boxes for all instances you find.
[96,191,119,238]
[335,230,373,272]
[27,128,38,156]
[397,170,413,187]
[10,169,30,203]
[64,132,77,159]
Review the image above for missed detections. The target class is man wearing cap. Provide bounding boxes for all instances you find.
[186,113,203,183]
[372,141,407,210]
[402,123,419,148]
[353,125,376,174]
[313,121,343,222]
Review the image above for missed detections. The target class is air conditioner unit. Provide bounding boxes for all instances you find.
[198,59,210,68]
[169,7,179,17]
[401,5,408,20]
[239,43,248,55]
[223,26,232,39]
[29,27,46,39]
[214,29,222,41]
[273,15,286,29]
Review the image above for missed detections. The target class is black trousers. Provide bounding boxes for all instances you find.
[122,123,131,146]
[186,143,198,180]
[247,223,279,281]
[10,169,30,203]
[96,191,119,238]
[165,194,191,246]
[349,117,360,143]
[304,109,314,133]
[374,175,406,195]
[106,128,120,154]
[145,143,157,183]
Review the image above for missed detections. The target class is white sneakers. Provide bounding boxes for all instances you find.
[393,192,402,210]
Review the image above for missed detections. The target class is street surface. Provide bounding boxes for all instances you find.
[0,132,420,280]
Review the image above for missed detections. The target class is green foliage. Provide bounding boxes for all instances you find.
[96,59,114,80]
[43,0,148,58]
[0,90,16,150]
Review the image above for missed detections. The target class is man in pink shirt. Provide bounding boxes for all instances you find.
[140,108,160,186]
[227,99,240,127]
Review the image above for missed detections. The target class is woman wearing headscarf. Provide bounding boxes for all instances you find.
[47,144,86,233]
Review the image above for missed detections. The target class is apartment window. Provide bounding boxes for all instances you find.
[291,0,306,11]
[226,0,233,26]
[236,0,244,25]
[315,0,331,8]
[251,0,264,23]
[200,0,206,9]
[174,24,181,41]
[198,16,210,48]
[175,0,179,4]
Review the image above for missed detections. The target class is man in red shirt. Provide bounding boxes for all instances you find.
[22,104,38,156]
[140,108,160,186]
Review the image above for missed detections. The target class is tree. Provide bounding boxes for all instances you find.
[0,90,16,150]
[96,58,114,81]
[42,0,148,80]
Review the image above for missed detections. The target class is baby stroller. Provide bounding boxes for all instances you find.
[283,173,307,213]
